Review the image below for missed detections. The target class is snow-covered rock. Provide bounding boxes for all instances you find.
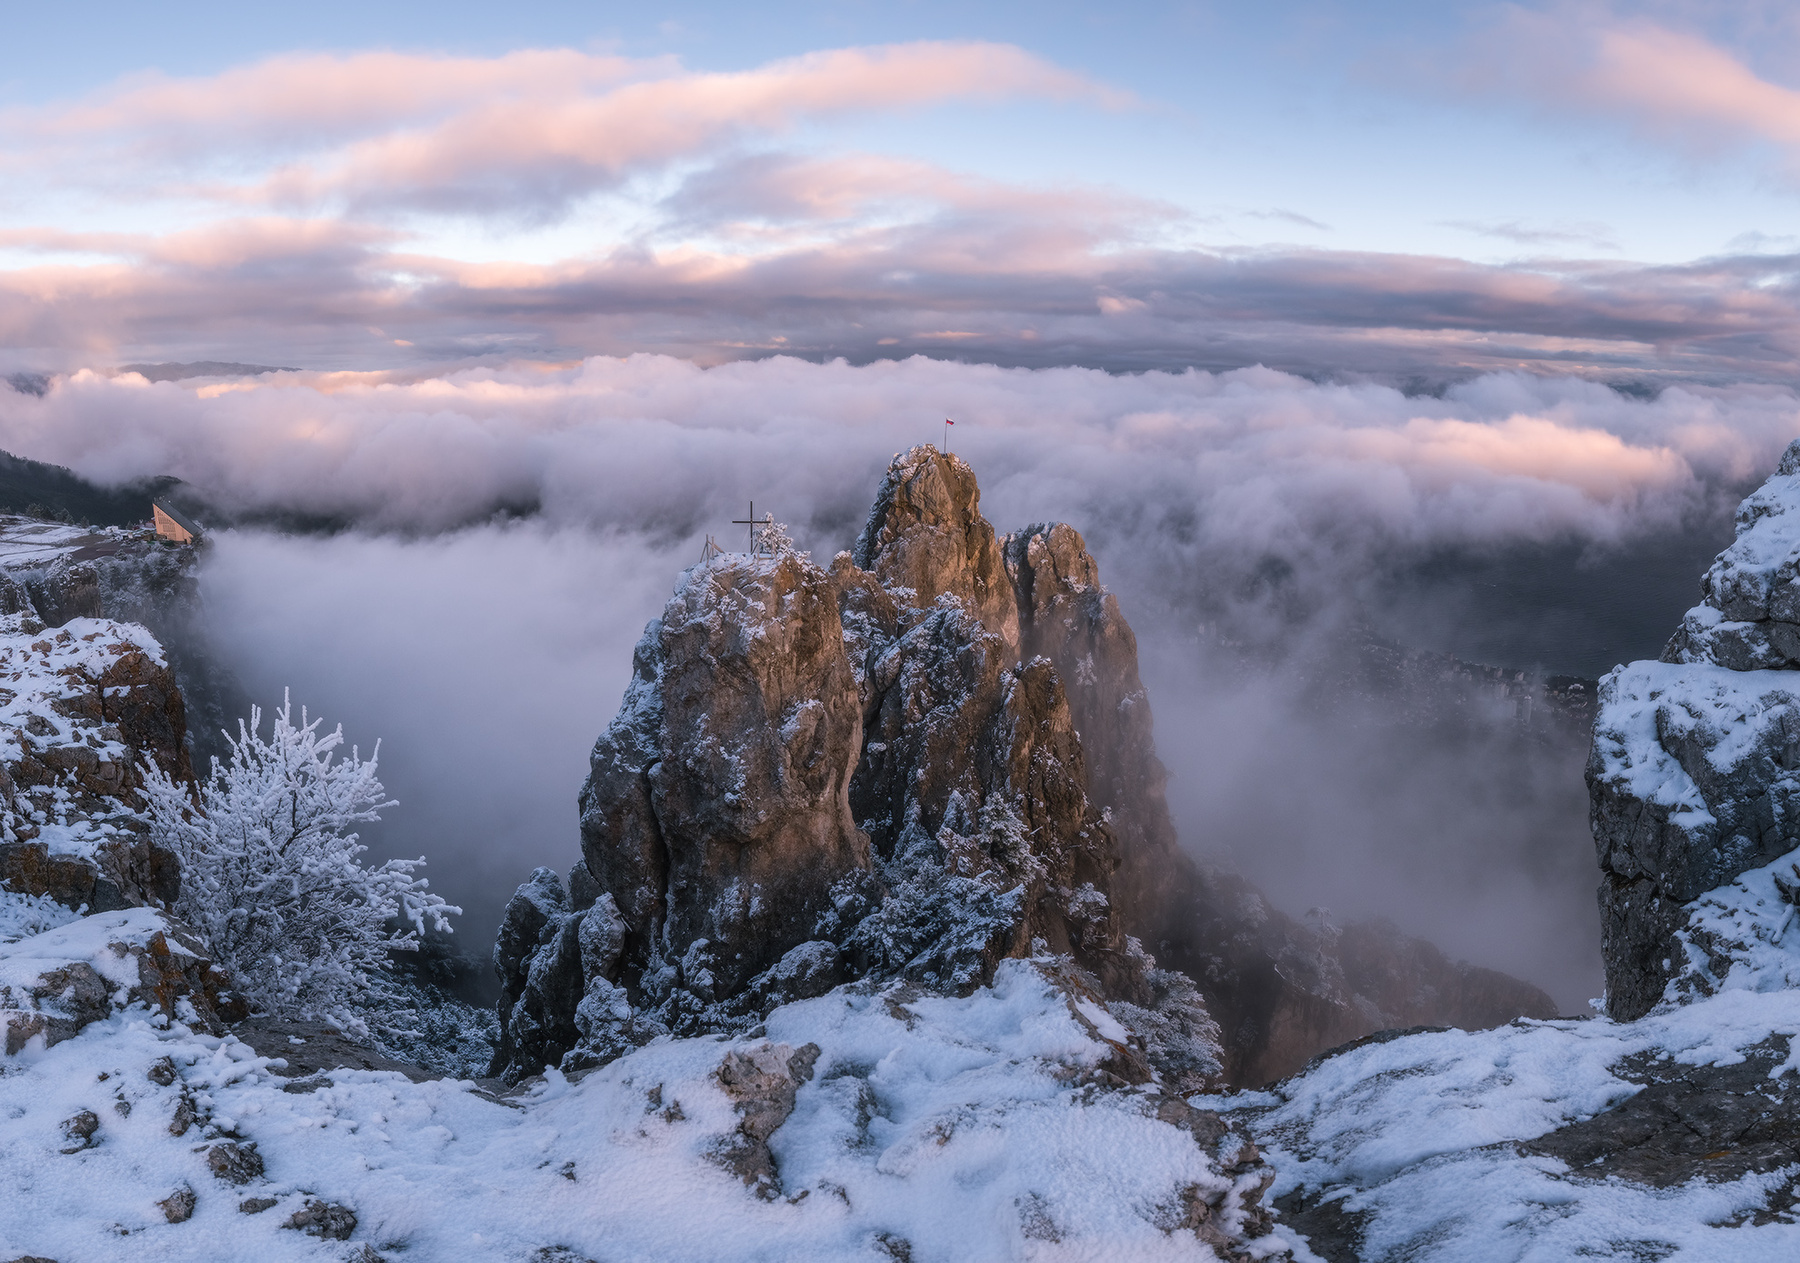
[1591,436,1800,1018]
[1,906,243,1054]
[0,512,239,768]
[0,614,193,915]
[1664,441,1800,671]
[1227,981,1800,1261]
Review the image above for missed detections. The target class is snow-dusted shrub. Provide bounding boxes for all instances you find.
[141,692,458,1033]
[754,513,797,557]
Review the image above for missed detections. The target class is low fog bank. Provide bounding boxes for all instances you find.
[5,354,1793,1009]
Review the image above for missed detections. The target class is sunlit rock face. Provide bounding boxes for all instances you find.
[1591,437,1800,1019]
[580,550,869,1004]
[850,446,1020,651]
[492,445,1553,1087]
[491,447,1210,1082]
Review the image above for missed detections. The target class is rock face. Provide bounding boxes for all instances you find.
[1590,437,1800,1018]
[581,553,868,1002]
[493,445,1554,1087]
[1003,522,1183,921]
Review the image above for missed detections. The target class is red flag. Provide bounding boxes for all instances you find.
[944,417,955,425]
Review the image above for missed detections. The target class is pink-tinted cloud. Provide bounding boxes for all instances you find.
[3,33,1798,384]
[3,201,1799,383]
[6,42,1119,217]
[1444,7,1800,166]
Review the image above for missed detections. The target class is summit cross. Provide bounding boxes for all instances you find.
[731,502,762,553]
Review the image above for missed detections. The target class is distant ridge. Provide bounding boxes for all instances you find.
[118,361,300,382]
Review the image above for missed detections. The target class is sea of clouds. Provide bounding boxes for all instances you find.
[5,353,1797,1009]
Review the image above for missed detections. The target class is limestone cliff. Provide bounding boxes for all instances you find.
[0,514,241,765]
[1590,437,1800,1018]
[581,551,868,1001]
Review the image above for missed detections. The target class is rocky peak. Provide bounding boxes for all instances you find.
[491,448,1218,1083]
[851,446,1019,650]
[491,444,1555,1089]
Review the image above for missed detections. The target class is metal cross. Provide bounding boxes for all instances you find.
[731,502,760,553]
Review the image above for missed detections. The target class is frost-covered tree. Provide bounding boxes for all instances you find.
[141,692,458,1033]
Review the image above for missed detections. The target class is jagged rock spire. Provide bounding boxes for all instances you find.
[852,445,1020,651]
[491,443,1554,1087]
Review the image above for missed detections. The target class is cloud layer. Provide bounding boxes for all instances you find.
[4,353,1795,1008]
[6,353,1789,549]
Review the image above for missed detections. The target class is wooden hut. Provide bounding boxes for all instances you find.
[151,500,203,544]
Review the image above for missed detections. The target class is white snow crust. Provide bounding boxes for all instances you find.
[0,518,121,567]
[1589,658,1800,812]
[0,889,80,944]
[1226,884,1800,1262]
[0,906,181,994]
[0,956,1293,1261]
[1229,990,1800,1260]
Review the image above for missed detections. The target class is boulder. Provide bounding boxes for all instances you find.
[710,1040,820,1197]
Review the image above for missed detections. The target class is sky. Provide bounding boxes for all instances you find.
[7,1,1800,1007]
[6,0,1800,381]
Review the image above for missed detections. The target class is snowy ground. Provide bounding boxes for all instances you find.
[7,892,1800,1262]
[0,517,125,568]
[0,957,1302,1262]
[1214,847,1800,1262]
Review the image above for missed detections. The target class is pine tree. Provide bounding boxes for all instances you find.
[141,692,458,1034]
